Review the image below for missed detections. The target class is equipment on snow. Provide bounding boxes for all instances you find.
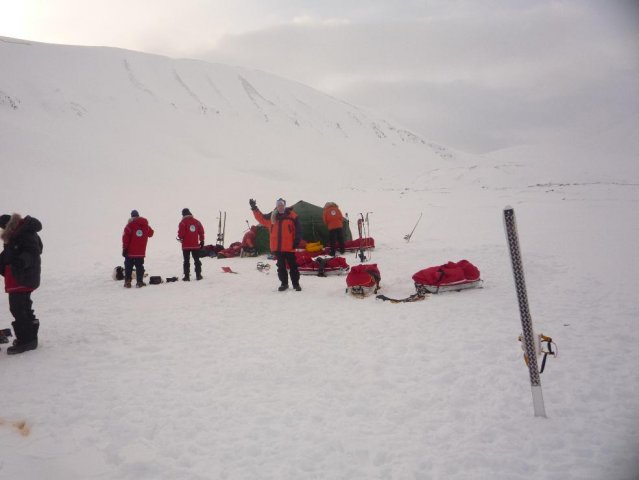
[355,213,373,263]
[256,262,271,273]
[0,328,13,344]
[297,253,350,276]
[518,333,558,374]
[305,241,324,253]
[216,211,227,247]
[503,206,547,418]
[216,242,243,258]
[221,266,238,274]
[346,264,381,297]
[149,276,163,285]
[412,260,482,294]
[404,212,422,242]
[376,292,428,303]
[112,266,125,281]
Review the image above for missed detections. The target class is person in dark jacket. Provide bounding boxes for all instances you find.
[250,198,302,291]
[0,213,43,354]
[177,208,205,281]
[122,210,154,288]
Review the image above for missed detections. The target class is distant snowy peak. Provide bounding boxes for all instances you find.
[0,36,450,156]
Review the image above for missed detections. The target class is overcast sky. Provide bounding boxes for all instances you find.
[2,0,638,152]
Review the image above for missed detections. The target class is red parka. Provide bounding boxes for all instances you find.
[178,215,205,250]
[253,208,301,253]
[242,226,257,248]
[323,203,344,231]
[122,217,154,258]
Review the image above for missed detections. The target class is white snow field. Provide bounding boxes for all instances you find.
[1,37,638,479]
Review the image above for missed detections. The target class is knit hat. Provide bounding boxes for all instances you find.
[0,214,10,229]
[276,198,286,207]
[182,208,192,216]
[130,210,139,218]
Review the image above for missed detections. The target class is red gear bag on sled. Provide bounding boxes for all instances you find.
[296,252,350,276]
[345,264,381,297]
[412,260,481,294]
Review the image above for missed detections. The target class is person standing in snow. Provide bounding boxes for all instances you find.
[122,210,154,288]
[250,198,302,291]
[0,213,43,354]
[178,208,205,281]
[323,202,345,256]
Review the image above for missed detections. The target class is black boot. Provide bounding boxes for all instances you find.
[7,338,38,355]
[293,284,302,291]
[182,275,190,282]
[278,284,289,291]
[8,320,37,354]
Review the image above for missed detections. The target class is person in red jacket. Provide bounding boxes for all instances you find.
[0,213,43,354]
[250,198,302,291]
[178,208,205,281]
[323,202,345,256]
[240,225,258,257]
[122,210,154,288]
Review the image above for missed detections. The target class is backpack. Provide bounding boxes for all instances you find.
[346,264,381,297]
[112,266,125,281]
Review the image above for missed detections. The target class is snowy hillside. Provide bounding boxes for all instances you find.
[0,35,466,272]
[1,37,638,479]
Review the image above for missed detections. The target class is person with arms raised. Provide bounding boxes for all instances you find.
[250,198,302,291]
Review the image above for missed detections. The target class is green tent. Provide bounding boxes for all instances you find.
[254,200,352,254]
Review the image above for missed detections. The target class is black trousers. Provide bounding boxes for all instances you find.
[124,257,145,283]
[328,228,345,255]
[276,252,300,287]
[183,250,202,276]
[9,292,39,342]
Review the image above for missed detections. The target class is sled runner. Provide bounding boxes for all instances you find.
[412,260,482,294]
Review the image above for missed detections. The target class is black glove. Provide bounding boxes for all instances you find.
[249,198,257,211]
[122,249,127,258]
[200,241,204,248]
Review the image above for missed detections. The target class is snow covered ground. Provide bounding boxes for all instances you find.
[1,38,638,479]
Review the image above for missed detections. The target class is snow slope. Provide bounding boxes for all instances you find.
[0,37,638,479]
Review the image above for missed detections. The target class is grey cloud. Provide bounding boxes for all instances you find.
[194,1,638,152]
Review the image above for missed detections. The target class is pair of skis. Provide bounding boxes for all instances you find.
[356,212,372,263]
[216,211,226,248]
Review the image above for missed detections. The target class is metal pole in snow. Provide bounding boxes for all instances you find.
[503,206,547,418]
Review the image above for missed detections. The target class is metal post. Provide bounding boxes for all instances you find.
[503,206,547,418]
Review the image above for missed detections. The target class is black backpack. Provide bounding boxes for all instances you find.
[113,266,125,281]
